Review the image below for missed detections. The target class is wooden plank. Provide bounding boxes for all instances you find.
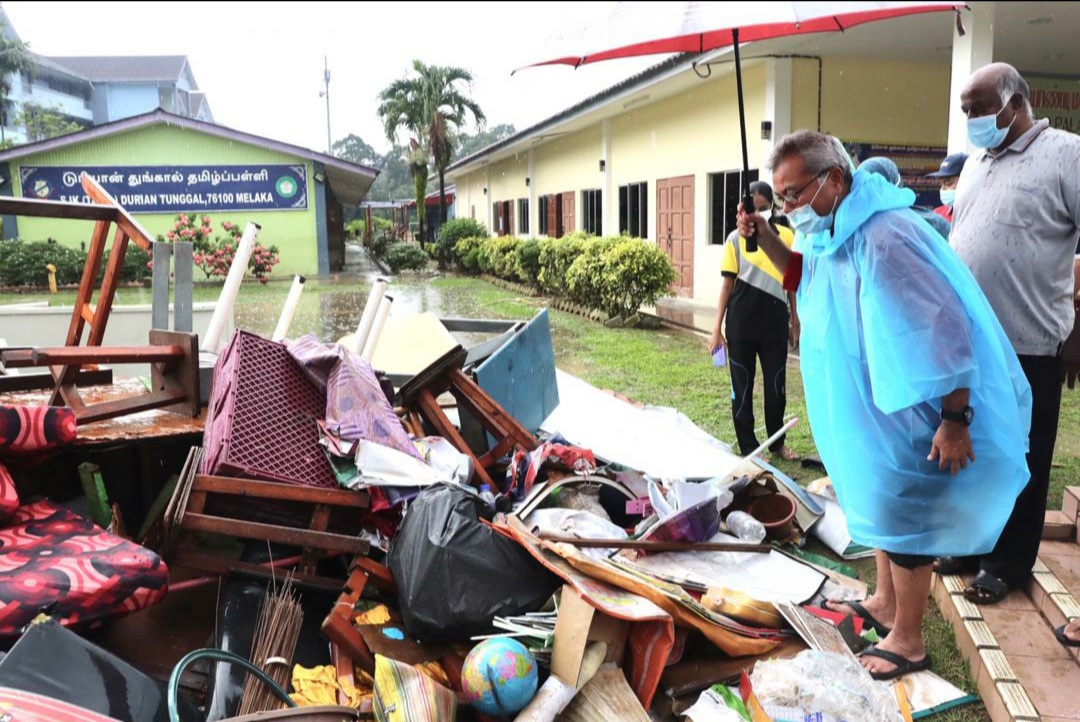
[65,219,111,347]
[73,389,187,425]
[152,242,172,331]
[182,513,370,555]
[416,387,493,488]
[0,196,118,221]
[32,346,184,365]
[450,367,537,450]
[149,330,200,417]
[539,535,772,553]
[80,304,96,327]
[173,551,346,591]
[173,241,194,332]
[88,227,129,346]
[192,475,369,508]
[81,175,154,251]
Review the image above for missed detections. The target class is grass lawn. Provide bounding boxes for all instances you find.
[6,274,1077,721]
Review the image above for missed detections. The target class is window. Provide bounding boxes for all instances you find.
[582,189,602,235]
[618,182,648,238]
[518,198,529,234]
[539,196,549,235]
[709,168,759,244]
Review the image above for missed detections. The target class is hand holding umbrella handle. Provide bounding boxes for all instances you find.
[742,191,759,252]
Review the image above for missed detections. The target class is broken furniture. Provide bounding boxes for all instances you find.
[399,346,538,489]
[1,330,200,425]
[165,447,370,582]
[320,557,404,673]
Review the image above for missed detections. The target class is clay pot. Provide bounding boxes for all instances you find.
[748,493,797,540]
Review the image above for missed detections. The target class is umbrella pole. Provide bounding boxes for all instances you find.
[732,28,758,252]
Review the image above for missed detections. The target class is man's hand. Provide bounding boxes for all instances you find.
[789,320,800,351]
[737,203,782,248]
[708,329,726,354]
[928,422,976,475]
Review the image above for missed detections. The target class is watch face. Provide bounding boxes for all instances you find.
[964,406,975,425]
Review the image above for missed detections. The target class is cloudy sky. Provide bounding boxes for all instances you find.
[5,1,664,154]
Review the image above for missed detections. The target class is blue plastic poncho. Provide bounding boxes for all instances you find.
[795,170,1031,556]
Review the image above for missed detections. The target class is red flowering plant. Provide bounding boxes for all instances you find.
[160,214,280,283]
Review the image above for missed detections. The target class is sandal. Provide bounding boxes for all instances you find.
[963,570,1011,605]
[828,600,893,637]
[860,645,932,681]
[933,556,978,576]
[1055,624,1080,648]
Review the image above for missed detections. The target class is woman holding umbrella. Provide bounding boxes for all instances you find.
[736,130,1031,680]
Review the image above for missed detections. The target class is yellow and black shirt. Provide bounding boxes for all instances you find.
[721,224,794,341]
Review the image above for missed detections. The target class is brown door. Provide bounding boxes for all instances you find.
[507,201,515,236]
[551,194,563,237]
[656,175,695,296]
[326,197,345,272]
[561,191,575,235]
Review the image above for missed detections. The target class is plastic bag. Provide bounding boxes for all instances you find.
[388,483,560,641]
[750,650,900,722]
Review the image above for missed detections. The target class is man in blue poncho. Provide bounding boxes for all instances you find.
[737,130,1031,680]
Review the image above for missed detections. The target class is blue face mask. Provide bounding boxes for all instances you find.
[967,104,1014,149]
[939,188,957,206]
[788,174,837,235]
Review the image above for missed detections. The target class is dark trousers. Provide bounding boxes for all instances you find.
[980,354,1063,585]
[728,336,789,456]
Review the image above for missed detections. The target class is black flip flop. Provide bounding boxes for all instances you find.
[830,600,893,637]
[963,570,1010,605]
[933,556,978,576]
[861,645,932,681]
[1055,624,1080,648]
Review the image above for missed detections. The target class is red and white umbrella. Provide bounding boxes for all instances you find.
[519,1,966,246]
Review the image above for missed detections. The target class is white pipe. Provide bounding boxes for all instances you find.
[271,275,306,342]
[350,277,388,354]
[361,295,393,362]
[202,222,259,353]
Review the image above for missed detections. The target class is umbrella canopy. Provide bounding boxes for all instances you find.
[519,1,966,248]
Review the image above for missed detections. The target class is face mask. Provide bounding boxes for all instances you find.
[787,174,837,235]
[757,208,772,221]
[967,103,1014,149]
[939,188,957,206]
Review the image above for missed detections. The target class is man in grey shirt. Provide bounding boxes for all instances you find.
[946,62,1080,604]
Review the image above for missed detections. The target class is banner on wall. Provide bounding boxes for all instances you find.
[1028,75,1080,135]
[18,164,308,213]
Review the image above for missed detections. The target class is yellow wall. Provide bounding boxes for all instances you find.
[532,126,602,203]
[793,56,950,145]
[488,153,529,214]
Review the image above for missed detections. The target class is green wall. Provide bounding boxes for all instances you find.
[10,124,320,276]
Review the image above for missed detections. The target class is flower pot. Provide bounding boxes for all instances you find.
[748,493,797,540]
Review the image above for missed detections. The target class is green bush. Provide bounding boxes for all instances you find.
[105,244,153,284]
[537,234,589,293]
[597,238,677,317]
[565,237,617,309]
[437,218,488,267]
[0,239,86,286]
[384,242,429,273]
[345,219,365,240]
[514,238,542,286]
[453,236,486,274]
[479,236,521,279]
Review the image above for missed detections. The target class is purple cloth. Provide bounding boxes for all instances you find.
[287,335,421,459]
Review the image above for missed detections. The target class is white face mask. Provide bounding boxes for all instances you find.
[757,208,772,221]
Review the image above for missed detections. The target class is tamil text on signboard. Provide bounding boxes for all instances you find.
[1029,75,1080,135]
[18,164,309,213]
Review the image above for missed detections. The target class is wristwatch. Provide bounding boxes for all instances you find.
[940,405,975,426]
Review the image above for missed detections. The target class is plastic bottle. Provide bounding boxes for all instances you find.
[479,484,497,509]
[726,511,767,543]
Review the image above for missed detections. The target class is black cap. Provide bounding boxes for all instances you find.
[927,153,969,178]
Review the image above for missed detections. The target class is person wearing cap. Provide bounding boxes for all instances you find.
[927,153,968,224]
[860,157,951,240]
[707,180,800,462]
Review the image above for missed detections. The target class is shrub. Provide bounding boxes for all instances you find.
[385,242,429,273]
[537,234,589,293]
[452,236,485,273]
[514,238,542,286]
[345,219,365,241]
[597,238,677,317]
[438,218,488,258]
[565,237,617,309]
[104,244,152,284]
[479,236,521,279]
[0,239,86,286]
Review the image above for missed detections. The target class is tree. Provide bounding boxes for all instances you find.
[0,21,33,144]
[377,60,486,243]
[456,123,516,158]
[331,133,381,167]
[19,102,81,142]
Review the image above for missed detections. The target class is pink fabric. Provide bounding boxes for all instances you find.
[0,463,17,526]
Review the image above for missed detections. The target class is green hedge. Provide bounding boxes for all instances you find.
[385,242,429,272]
[0,239,156,287]
[436,218,488,267]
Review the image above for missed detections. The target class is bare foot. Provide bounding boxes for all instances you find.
[826,594,896,631]
[776,446,800,461]
[860,630,927,677]
[1066,620,1080,643]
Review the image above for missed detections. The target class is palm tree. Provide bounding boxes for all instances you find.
[377,60,485,243]
[0,21,33,145]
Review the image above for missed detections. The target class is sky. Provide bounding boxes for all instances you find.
[3,1,665,156]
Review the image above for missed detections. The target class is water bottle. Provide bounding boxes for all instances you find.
[479,484,497,509]
[726,511,767,543]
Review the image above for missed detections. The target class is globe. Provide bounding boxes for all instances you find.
[461,637,539,716]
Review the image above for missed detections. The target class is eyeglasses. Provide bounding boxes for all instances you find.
[778,171,827,206]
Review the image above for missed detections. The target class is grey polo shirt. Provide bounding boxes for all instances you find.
[951,118,1080,356]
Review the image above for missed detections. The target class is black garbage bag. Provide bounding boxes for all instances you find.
[388,482,559,641]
